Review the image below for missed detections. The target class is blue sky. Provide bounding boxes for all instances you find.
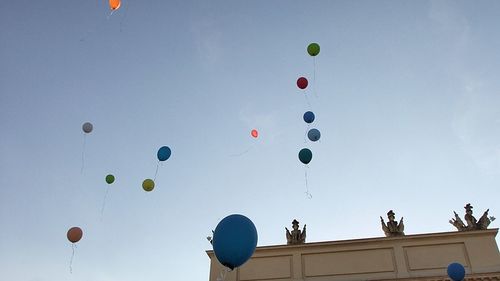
[1,1,500,280]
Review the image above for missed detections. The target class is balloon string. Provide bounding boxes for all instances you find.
[120,0,130,33]
[107,10,115,20]
[154,161,160,181]
[304,124,310,143]
[100,185,110,220]
[217,268,231,281]
[230,145,253,157]
[80,134,86,175]
[303,91,312,110]
[80,9,112,42]
[69,244,76,274]
[304,166,312,199]
[313,57,318,98]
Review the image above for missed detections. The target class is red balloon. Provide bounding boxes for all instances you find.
[251,129,258,138]
[67,227,83,243]
[297,77,308,90]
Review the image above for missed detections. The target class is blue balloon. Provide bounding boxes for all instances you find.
[213,214,258,270]
[157,146,171,161]
[303,111,315,124]
[447,262,465,281]
[307,128,321,142]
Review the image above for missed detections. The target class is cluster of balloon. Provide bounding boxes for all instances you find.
[447,262,466,281]
[101,174,115,218]
[67,227,83,273]
[295,43,322,199]
[81,122,93,174]
[213,214,258,280]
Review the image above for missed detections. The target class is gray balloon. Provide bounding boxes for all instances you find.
[82,122,93,133]
[307,128,321,142]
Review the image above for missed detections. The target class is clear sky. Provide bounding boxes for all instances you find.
[1,1,499,280]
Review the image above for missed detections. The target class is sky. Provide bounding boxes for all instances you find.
[1,0,500,280]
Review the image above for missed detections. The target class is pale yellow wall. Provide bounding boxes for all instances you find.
[207,229,500,281]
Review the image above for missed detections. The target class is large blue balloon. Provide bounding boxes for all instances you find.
[307,128,321,142]
[213,214,258,270]
[447,262,465,281]
[303,111,315,124]
[157,146,171,161]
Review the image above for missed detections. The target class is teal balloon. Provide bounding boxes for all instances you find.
[307,128,321,142]
[298,148,312,164]
[157,146,171,161]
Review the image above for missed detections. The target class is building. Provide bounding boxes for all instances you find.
[207,229,500,281]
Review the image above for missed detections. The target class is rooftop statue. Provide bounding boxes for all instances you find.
[286,219,306,245]
[380,210,405,237]
[449,203,496,231]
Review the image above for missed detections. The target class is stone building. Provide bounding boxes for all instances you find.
[206,229,500,281]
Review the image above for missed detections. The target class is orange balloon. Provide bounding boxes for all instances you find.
[67,227,83,243]
[109,0,121,10]
[251,129,258,138]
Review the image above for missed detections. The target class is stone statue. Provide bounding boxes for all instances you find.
[286,219,306,245]
[449,203,496,231]
[207,230,214,244]
[380,210,405,237]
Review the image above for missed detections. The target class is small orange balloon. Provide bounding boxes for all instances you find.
[67,227,83,243]
[251,129,258,138]
[109,0,121,10]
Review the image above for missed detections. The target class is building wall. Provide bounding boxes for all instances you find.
[207,229,500,281]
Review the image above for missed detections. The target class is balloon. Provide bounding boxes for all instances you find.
[307,128,321,142]
[447,263,465,281]
[157,146,171,162]
[298,148,312,164]
[105,174,115,184]
[213,214,258,270]
[82,122,93,133]
[303,111,315,124]
[109,0,121,10]
[307,43,320,56]
[142,179,155,192]
[67,227,83,243]
[251,129,258,138]
[297,77,308,90]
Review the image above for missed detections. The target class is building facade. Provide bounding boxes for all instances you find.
[207,229,500,281]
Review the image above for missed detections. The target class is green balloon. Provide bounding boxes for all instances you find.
[307,43,320,56]
[105,174,115,184]
[142,179,155,192]
[298,148,313,165]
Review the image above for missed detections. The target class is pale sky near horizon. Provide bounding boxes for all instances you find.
[1,1,500,280]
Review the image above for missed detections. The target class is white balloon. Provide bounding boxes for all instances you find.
[82,122,93,133]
